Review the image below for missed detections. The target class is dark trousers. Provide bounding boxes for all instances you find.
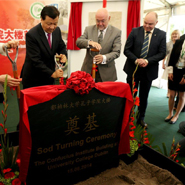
[95,70,102,82]
[127,71,152,120]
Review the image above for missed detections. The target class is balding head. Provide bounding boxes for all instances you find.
[143,12,158,32]
[146,12,158,21]
[95,8,110,30]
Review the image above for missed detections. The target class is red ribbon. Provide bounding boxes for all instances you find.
[59,77,64,85]
[103,0,107,8]
[92,67,98,72]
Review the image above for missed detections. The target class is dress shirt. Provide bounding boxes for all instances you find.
[146,29,153,47]
[98,27,108,64]
[98,27,108,39]
[135,28,154,64]
[87,27,108,64]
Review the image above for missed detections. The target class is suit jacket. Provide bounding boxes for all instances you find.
[180,34,185,40]
[22,23,67,88]
[76,25,121,81]
[168,39,185,74]
[123,26,166,81]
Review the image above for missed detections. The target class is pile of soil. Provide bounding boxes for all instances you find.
[75,155,183,185]
[0,150,182,185]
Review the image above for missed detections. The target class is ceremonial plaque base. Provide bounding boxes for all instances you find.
[18,82,133,184]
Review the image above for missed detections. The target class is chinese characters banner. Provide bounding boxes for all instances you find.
[0,0,68,77]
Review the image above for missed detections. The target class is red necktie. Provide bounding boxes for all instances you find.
[47,33,51,48]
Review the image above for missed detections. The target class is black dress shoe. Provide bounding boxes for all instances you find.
[137,120,148,128]
[164,116,173,122]
[169,120,177,124]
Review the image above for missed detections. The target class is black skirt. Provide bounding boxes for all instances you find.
[169,67,185,92]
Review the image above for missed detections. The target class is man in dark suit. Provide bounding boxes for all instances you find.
[76,8,121,82]
[124,12,166,128]
[21,6,67,89]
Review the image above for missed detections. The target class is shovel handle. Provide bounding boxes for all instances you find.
[90,48,100,52]
[13,71,20,99]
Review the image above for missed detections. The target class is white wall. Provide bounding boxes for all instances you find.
[67,0,144,82]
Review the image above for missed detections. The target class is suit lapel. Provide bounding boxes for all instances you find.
[102,25,112,47]
[38,24,52,54]
[150,28,157,49]
[140,27,145,46]
[92,26,98,43]
[51,31,57,53]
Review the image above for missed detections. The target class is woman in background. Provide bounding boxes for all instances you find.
[162,30,181,97]
[165,37,185,124]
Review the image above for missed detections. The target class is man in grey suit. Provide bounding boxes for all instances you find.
[76,8,121,82]
[21,6,67,89]
[124,12,166,128]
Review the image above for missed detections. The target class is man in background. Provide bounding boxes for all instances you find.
[21,5,67,89]
[76,8,121,82]
[123,12,166,128]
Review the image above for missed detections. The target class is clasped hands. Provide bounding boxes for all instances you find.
[89,41,103,64]
[51,54,67,79]
[136,58,148,67]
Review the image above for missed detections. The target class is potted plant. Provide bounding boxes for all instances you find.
[0,75,21,185]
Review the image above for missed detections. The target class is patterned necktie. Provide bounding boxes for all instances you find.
[98,30,103,44]
[47,33,51,48]
[140,31,150,59]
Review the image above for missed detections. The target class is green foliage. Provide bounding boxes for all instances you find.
[3,75,7,102]
[127,139,138,157]
[147,132,155,146]
[0,171,19,184]
[0,75,19,176]
[153,142,168,157]
[1,136,19,171]
[133,123,143,141]
[153,138,182,165]
[133,120,155,147]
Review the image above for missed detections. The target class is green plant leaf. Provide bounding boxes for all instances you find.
[162,142,168,156]
[152,145,163,154]
[13,147,19,166]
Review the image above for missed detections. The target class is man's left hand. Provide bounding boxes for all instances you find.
[60,54,67,64]
[94,54,103,64]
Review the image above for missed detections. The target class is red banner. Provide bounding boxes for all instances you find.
[0,1,68,77]
[127,0,140,38]
[103,0,107,8]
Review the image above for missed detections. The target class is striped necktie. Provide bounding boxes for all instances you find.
[98,30,103,44]
[140,31,150,59]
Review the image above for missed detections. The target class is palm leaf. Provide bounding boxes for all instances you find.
[162,142,168,156]
[152,145,163,154]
